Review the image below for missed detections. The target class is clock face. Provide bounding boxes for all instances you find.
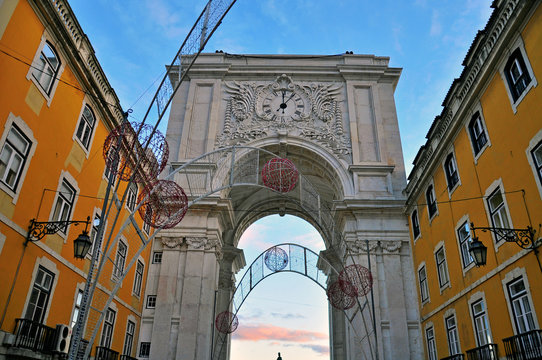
[261,89,307,121]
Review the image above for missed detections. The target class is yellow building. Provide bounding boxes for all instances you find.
[405,1,542,359]
[0,0,151,359]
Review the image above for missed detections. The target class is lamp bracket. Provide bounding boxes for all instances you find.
[27,217,91,242]
[471,223,538,250]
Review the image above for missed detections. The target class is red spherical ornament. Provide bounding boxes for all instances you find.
[261,158,298,193]
[137,180,188,229]
[103,122,169,183]
[215,311,239,334]
[327,281,356,310]
[339,264,373,297]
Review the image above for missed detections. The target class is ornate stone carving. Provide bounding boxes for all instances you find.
[161,237,183,248]
[216,74,352,159]
[380,240,402,253]
[347,239,379,254]
[185,236,221,252]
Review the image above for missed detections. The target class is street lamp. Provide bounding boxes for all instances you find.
[27,216,92,259]
[468,222,539,267]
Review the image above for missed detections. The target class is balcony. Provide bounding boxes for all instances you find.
[466,344,498,360]
[95,346,119,360]
[503,330,542,360]
[441,354,465,360]
[12,318,56,354]
[119,355,138,360]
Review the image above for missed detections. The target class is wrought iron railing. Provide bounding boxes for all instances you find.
[95,346,119,360]
[13,318,56,353]
[503,329,542,360]
[441,354,465,360]
[466,343,498,360]
[119,355,138,360]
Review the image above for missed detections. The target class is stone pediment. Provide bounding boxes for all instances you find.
[216,74,352,159]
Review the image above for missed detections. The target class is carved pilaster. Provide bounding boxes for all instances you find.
[161,237,183,249]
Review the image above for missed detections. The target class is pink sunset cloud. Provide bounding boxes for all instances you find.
[232,324,327,343]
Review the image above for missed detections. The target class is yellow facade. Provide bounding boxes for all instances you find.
[0,1,151,358]
[405,1,542,359]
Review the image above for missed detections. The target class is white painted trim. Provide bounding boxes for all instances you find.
[71,101,98,157]
[425,180,439,223]
[417,261,430,306]
[500,267,540,334]
[498,35,538,113]
[47,171,80,242]
[441,147,461,198]
[467,291,494,346]
[20,256,59,324]
[482,179,514,252]
[433,241,451,293]
[454,214,476,274]
[463,104,491,164]
[525,129,542,200]
[410,208,421,243]
[0,113,38,204]
[442,310,462,356]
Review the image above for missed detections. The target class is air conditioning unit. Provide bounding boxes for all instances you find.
[53,324,72,353]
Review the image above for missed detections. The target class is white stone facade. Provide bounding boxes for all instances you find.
[141,53,422,360]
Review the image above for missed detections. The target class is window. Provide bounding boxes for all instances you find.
[104,145,118,184]
[70,289,83,329]
[458,222,474,268]
[446,315,460,355]
[139,342,151,358]
[444,153,459,191]
[31,41,61,95]
[146,295,156,309]
[418,265,429,303]
[123,320,135,356]
[504,49,532,102]
[472,299,492,346]
[531,140,542,185]
[0,125,31,191]
[152,251,162,264]
[487,188,511,239]
[426,326,437,360]
[507,278,536,334]
[52,179,76,233]
[114,240,127,277]
[426,185,437,218]
[24,266,54,323]
[435,247,449,288]
[75,105,96,150]
[100,308,116,348]
[411,210,420,239]
[468,112,488,156]
[133,260,144,296]
[143,210,151,235]
[126,182,138,212]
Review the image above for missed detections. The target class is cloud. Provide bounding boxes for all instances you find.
[296,343,330,356]
[430,9,442,37]
[232,324,327,342]
[269,312,306,319]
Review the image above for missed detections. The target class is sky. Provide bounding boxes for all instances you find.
[67,0,494,358]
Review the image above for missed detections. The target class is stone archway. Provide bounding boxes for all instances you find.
[141,53,422,360]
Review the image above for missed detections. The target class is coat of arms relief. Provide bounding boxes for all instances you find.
[216,74,352,159]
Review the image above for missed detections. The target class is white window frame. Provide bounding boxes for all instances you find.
[48,172,79,240]
[113,238,128,279]
[526,130,542,200]
[465,106,491,163]
[73,102,97,154]
[146,295,157,309]
[468,292,493,347]
[126,182,138,212]
[123,318,136,356]
[425,181,438,221]
[442,149,460,196]
[0,113,37,203]
[483,180,514,251]
[21,257,59,325]
[443,309,461,356]
[455,215,475,273]
[501,268,539,335]
[152,251,162,264]
[133,258,144,297]
[99,307,116,349]
[411,208,421,241]
[70,287,84,329]
[445,314,461,355]
[139,342,151,358]
[498,36,537,113]
[434,242,450,291]
[418,262,429,305]
[26,35,65,105]
[425,323,437,360]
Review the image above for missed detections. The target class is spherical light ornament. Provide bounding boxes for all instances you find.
[264,247,288,271]
[103,122,169,183]
[137,180,188,229]
[215,311,239,334]
[339,264,373,297]
[261,158,299,193]
[327,281,356,310]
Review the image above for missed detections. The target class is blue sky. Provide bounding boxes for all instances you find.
[68,0,493,358]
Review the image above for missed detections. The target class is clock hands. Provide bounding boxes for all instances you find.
[276,91,296,113]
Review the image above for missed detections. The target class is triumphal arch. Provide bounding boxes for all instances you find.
[140,53,422,360]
